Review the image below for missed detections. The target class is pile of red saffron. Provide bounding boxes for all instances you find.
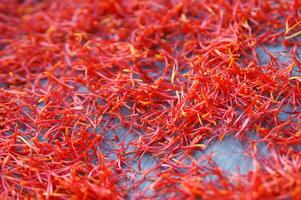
[0,0,301,199]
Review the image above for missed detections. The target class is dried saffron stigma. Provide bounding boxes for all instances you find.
[0,0,300,199]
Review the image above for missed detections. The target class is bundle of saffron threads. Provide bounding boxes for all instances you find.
[0,0,301,199]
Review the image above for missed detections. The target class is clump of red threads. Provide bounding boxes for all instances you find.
[0,0,300,199]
